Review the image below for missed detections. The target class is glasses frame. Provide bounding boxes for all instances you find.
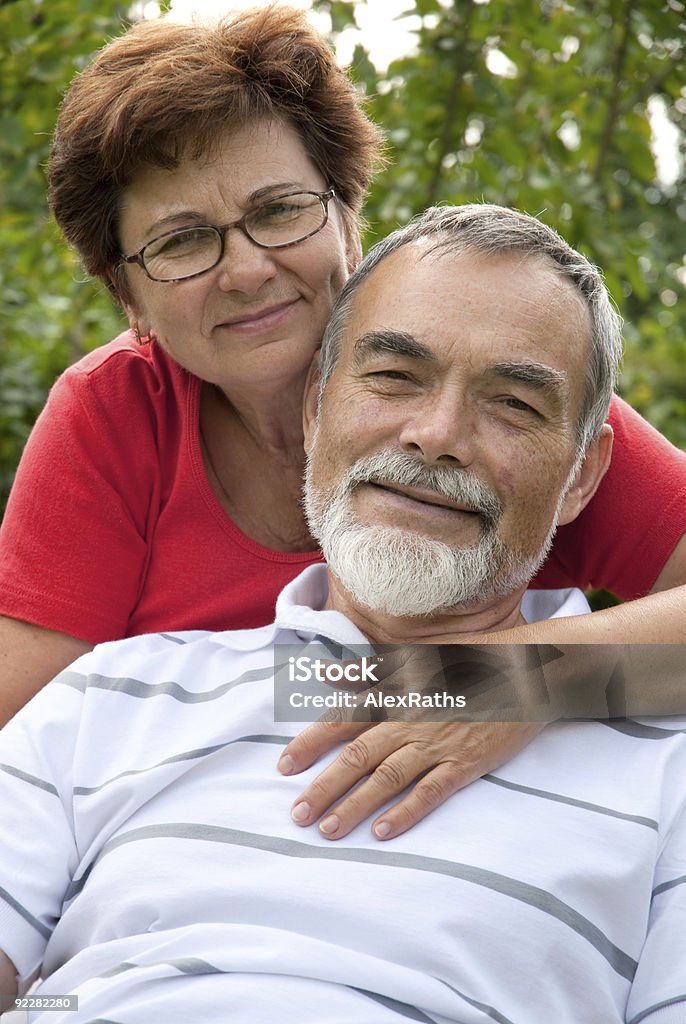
[119,187,337,283]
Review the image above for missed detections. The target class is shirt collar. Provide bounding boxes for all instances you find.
[274,564,371,645]
[521,586,590,622]
[213,565,589,652]
[274,564,590,641]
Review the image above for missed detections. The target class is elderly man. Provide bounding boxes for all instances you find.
[0,205,682,1024]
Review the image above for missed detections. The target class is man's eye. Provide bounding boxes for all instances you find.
[502,396,537,414]
[370,370,413,382]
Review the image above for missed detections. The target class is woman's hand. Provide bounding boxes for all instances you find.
[278,718,543,840]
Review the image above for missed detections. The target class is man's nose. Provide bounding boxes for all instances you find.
[215,228,278,295]
[398,389,476,466]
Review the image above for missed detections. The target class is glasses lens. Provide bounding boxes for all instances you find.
[144,227,222,281]
[246,193,326,247]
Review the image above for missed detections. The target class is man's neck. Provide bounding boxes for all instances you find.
[323,573,528,643]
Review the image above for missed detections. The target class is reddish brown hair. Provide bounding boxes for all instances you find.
[48,4,384,301]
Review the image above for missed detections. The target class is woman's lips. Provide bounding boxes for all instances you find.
[216,299,298,334]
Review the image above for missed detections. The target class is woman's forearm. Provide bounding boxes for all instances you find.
[471,586,686,719]
[490,585,686,645]
[0,616,92,727]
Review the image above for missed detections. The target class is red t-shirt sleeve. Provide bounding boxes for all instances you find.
[0,343,162,643]
[536,394,686,599]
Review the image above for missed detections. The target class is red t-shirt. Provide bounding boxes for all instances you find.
[537,396,686,599]
[0,334,684,643]
[0,336,320,643]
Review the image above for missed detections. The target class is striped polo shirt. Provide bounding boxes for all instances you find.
[0,565,684,1023]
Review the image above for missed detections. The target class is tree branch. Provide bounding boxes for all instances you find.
[592,0,635,184]
[618,45,684,115]
[424,3,477,207]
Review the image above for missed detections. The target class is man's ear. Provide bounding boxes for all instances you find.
[302,351,322,455]
[557,424,613,526]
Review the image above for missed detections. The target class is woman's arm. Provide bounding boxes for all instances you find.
[0,339,163,725]
[0,949,18,1002]
[281,565,686,841]
[651,532,686,596]
[0,617,92,727]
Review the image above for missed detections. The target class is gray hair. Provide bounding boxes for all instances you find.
[319,203,623,453]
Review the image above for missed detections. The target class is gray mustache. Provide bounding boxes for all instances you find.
[344,451,502,528]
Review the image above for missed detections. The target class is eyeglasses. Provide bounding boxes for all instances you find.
[119,188,337,283]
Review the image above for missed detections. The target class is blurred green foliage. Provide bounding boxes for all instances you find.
[1,0,131,508]
[1,0,685,517]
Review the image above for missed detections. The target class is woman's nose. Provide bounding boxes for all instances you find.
[215,229,279,295]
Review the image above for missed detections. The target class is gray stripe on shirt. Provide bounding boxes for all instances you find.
[652,873,686,897]
[627,994,686,1024]
[0,762,58,796]
[602,720,686,740]
[73,735,294,796]
[437,976,517,1024]
[0,884,51,940]
[100,957,222,978]
[70,823,637,980]
[57,664,273,703]
[483,774,658,830]
[99,963,437,1020]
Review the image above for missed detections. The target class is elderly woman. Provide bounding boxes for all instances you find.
[1,6,685,840]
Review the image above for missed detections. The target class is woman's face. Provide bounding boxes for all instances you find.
[118,119,353,394]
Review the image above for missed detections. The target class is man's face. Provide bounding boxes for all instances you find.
[304,244,603,619]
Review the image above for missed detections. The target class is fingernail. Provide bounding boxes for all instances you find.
[319,814,340,835]
[278,754,295,775]
[373,821,392,839]
[291,801,310,823]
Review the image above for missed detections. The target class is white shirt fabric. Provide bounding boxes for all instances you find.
[0,565,684,1024]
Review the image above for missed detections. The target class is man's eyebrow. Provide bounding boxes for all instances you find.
[352,330,438,366]
[487,361,567,395]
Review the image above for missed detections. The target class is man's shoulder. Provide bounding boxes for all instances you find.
[69,623,280,679]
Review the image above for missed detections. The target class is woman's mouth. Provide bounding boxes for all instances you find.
[216,300,298,333]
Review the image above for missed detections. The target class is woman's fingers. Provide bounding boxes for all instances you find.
[277,719,371,776]
[284,720,544,840]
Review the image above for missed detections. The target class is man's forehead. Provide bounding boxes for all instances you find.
[342,243,591,370]
[351,242,578,314]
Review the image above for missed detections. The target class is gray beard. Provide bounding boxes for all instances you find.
[304,448,561,618]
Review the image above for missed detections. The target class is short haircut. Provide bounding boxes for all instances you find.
[48,4,384,302]
[320,204,623,452]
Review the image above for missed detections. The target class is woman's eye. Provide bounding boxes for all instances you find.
[254,202,301,224]
[155,229,209,256]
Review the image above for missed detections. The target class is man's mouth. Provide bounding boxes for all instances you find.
[366,480,480,515]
